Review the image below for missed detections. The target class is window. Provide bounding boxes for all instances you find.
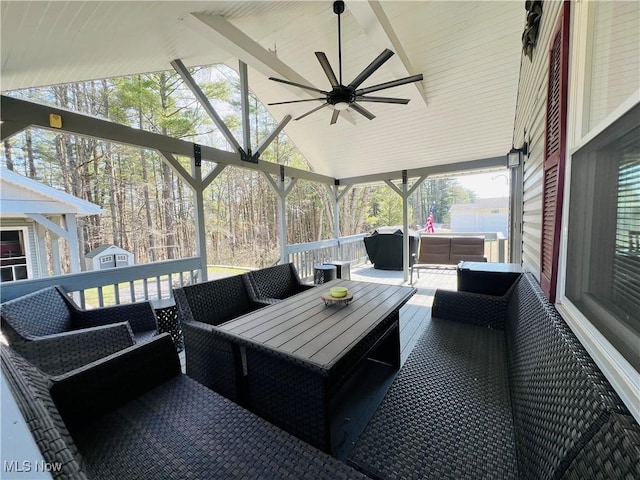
[588,2,640,130]
[566,104,640,371]
[1,229,29,282]
[100,255,114,264]
[116,254,127,262]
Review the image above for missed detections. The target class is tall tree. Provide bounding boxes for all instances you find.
[4,138,14,170]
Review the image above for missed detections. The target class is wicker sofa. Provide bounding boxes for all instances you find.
[348,273,640,479]
[1,334,366,480]
[410,235,486,284]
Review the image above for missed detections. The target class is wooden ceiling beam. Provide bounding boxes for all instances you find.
[188,13,356,126]
[348,1,428,107]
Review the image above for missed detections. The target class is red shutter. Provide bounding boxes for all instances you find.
[540,2,570,302]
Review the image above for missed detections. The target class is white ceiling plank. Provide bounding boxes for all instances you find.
[1,2,524,179]
[189,13,321,95]
[348,1,428,107]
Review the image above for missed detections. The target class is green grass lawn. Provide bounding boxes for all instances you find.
[82,265,249,308]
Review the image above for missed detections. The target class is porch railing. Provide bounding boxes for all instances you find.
[0,234,369,307]
[0,257,202,307]
[0,233,506,307]
[286,234,368,281]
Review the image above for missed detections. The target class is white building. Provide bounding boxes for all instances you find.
[85,244,134,271]
[0,169,103,281]
[449,197,509,237]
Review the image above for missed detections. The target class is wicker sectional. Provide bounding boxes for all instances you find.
[1,334,366,480]
[348,273,640,479]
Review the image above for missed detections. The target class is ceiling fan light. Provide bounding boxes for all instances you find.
[334,102,349,111]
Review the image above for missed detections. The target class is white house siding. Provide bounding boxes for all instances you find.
[0,218,39,279]
[451,210,508,237]
[513,1,639,418]
[513,0,564,280]
[516,1,639,280]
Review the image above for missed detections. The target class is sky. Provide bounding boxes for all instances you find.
[455,171,510,199]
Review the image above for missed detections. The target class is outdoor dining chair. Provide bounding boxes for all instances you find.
[243,263,315,305]
[174,274,269,402]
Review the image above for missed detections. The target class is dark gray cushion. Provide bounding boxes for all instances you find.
[561,412,640,480]
[348,317,518,479]
[1,287,72,339]
[74,376,363,480]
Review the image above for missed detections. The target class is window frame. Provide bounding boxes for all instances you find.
[556,2,640,422]
[563,107,639,364]
[0,227,33,282]
[100,255,114,265]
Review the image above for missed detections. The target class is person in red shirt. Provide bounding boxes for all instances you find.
[425,213,435,233]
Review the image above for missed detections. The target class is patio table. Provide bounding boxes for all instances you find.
[215,279,416,453]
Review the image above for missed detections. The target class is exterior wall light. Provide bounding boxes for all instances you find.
[507,143,528,168]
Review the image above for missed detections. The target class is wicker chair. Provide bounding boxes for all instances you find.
[1,286,158,375]
[1,335,366,480]
[243,263,315,305]
[174,274,268,402]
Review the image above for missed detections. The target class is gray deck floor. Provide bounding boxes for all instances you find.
[330,263,457,458]
[350,263,457,364]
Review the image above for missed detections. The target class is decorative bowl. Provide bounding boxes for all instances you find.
[330,287,348,298]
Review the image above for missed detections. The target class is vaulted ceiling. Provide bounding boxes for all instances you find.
[1,1,525,179]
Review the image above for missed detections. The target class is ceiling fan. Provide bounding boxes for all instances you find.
[268,0,423,125]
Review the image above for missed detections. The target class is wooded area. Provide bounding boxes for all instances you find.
[1,65,474,271]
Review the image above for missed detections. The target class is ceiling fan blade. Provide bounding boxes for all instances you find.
[269,77,329,95]
[295,103,329,121]
[315,52,339,87]
[355,74,424,96]
[268,98,326,106]
[355,96,410,105]
[350,103,376,121]
[347,49,394,89]
[330,109,340,125]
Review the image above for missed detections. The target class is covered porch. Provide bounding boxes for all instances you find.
[1,1,639,479]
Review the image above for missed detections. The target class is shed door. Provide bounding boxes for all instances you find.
[115,254,129,267]
[100,255,115,269]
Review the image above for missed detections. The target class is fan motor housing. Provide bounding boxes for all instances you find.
[328,86,354,105]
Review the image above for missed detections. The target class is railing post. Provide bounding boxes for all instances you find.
[192,158,208,283]
[402,171,409,282]
[332,183,341,260]
[278,170,288,265]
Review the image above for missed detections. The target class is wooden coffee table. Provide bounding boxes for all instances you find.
[214,279,416,453]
